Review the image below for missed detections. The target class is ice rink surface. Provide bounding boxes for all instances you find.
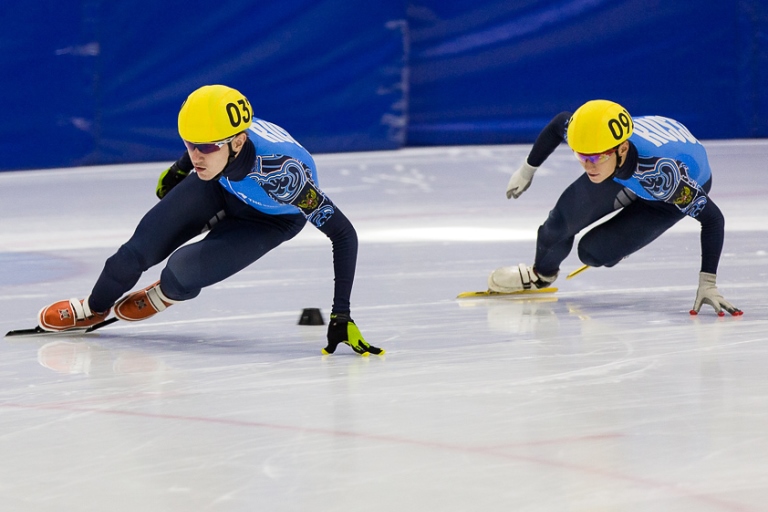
[1,140,768,511]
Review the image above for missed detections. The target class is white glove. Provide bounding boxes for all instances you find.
[506,161,537,199]
[690,272,742,316]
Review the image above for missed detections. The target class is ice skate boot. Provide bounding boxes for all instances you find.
[38,297,111,332]
[114,281,178,322]
[488,263,557,293]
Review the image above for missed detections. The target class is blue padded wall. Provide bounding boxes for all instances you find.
[0,0,407,170]
[0,0,765,171]
[407,0,768,145]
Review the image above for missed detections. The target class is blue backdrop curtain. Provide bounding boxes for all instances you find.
[0,0,764,171]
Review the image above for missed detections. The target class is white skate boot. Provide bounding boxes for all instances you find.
[487,263,557,293]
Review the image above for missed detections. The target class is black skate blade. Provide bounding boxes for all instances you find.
[5,317,119,337]
[84,317,119,332]
[5,326,50,337]
[5,326,87,337]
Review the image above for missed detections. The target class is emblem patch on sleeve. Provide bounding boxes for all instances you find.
[298,188,319,210]
[672,185,694,206]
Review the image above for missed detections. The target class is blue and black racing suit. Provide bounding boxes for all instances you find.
[527,112,725,277]
[88,119,357,315]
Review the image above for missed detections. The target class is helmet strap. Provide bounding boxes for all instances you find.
[613,141,637,179]
[612,160,621,177]
[226,141,238,166]
[210,142,239,181]
[612,142,627,175]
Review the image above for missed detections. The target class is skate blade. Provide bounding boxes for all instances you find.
[5,326,89,337]
[5,317,118,337]
[566,265,589,279]
[456,287,558,298]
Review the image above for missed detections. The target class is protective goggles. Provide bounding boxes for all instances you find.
[573,147,617,165]
[183,135,235,154]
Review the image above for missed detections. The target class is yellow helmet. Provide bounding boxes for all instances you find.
[566,100,633,154]
[178,85,253,143]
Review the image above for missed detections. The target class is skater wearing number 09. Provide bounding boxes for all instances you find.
[489,99,742,316]
[35,85,384,355]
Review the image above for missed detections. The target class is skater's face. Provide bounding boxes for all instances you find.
[185,133,247,181]
[575,141,629,183]
[577,149,617,183]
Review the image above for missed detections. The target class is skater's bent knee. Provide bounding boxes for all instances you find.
[577,243,625,268]
[159,267,200,301]
[577,243,605,268]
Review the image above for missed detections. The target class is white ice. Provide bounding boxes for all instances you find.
[1,141,768,511]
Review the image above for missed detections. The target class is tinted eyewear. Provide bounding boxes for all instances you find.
[574,148,617,165]
[183,136,235,154]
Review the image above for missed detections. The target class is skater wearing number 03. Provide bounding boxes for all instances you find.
[489,99,742,317]
[34,85,384,355]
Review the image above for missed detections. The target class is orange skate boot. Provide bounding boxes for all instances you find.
[38,297,111,332]
[114,281,177,322]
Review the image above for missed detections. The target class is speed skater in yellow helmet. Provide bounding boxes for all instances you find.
[178,85,253,143]
[566,100,633,155]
